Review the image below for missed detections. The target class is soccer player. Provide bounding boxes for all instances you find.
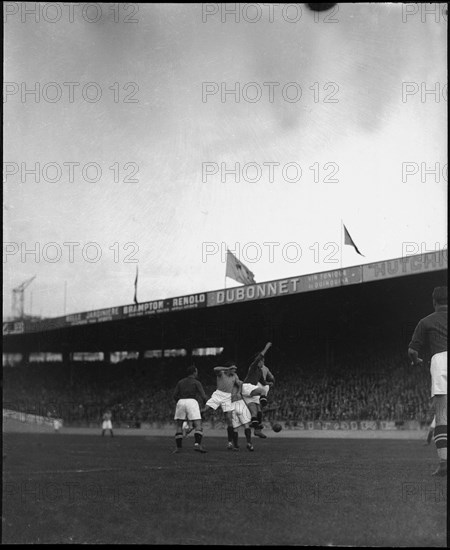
[259,358,275,409]
[231,386,254,452]
[241,353,270,438]
[204,362,243,449]
[173,365,207,453]
[408,286,447,476]
[101,410,114,437]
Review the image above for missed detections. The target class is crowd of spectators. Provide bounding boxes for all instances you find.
[3,346,434,427]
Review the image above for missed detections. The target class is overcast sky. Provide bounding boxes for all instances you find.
[3,3,447,318]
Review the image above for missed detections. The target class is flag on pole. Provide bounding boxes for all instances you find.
[226,250,256,285]
[133,266,139,304]
[343,225,364,256]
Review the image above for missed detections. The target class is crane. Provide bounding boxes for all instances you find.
[12,275,36,319]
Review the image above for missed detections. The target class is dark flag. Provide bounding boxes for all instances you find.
[343,225,364,256]
[134,266,139,304]
[225,250,256,285]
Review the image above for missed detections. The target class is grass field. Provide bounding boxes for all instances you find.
[2,432,447,545]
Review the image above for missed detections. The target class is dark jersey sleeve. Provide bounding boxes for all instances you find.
[173,382,180,402]
[409,320,425,354]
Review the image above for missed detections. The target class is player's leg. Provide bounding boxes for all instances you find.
[173,400,186,452]
[192,419,207,453]
[246,401,260,428]
[189,399,207,453]
[432,394,447,476]
[253,403,267,438]
[220,394,236,449]
[237,400,254,451]
[231,407,240,450]
[174,419,184,452]
[258,383,270,408]
[425,414,436,445]
[430,352,447,476]
[243,422,254,451]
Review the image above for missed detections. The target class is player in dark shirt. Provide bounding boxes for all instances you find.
[242,353,269,437]
[173,366,208,453]
[408,286,447,476]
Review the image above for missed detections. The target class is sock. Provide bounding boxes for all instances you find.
[227,426,234,443]
[251,417,258,427]
[101,430,105,436]
[233,430,239,447]
[434,425,447,460]
[175,432,183,448]
[245,428,252,444]
[110,430,114,437]
[260,397,267,408]
[427,428,434,444]
[257,411,263,424]
[194,430,203,445]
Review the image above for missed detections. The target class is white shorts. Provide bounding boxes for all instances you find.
[242,382,269,404]
[232,399,252,429]
[102,420,112,430]
[174,398,201,421]
[205,390,234,412]
[430,351,447,396]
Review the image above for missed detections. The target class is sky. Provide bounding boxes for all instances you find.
[3,3,447,319]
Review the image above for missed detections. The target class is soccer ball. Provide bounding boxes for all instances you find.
[272,423,282,433]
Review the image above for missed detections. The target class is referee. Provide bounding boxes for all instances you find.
[408,286,447,476]
[173,365,208,453]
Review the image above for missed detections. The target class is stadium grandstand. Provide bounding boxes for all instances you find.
[3,250,447,430]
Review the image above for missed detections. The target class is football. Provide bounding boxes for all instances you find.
[272,423,282,433]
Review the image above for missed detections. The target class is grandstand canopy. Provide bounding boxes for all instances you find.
[3,251,447,360]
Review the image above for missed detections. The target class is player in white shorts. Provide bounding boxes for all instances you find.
[409,286,447,476]
[204,363,242,449]
[242,355,273,438]
[231,389,254,452]
[101,410,114,437]
[173,366,208,453]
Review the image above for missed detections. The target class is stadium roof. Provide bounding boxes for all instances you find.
[3,250,447,337]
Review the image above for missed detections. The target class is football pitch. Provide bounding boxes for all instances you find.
[2,432,447,546]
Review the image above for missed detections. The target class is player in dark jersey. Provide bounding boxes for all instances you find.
[173,365,208,453]
[241,353,269,437]
[408,286,447,476]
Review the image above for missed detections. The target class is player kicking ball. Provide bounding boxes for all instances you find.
[241,343,273,438]
[173,365,208,453]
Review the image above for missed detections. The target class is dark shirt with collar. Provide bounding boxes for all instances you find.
[173,375,207,403]
[409,305,447,357]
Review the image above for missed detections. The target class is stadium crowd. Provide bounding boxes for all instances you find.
[3,347,433,427]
